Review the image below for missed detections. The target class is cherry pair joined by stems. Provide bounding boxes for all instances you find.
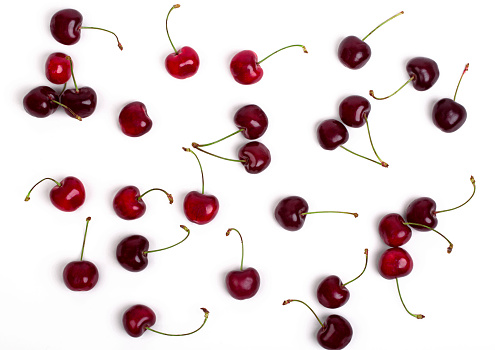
[25,176,86,212]
[113,186,174,220]
[118,101,153,137]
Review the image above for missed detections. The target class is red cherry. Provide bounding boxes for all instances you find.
[113,186,173,220]
[338,95,371,128]
[238,141,271,174]
[378,247,413,279]
[23,86,59,118]
[405,197,438,231]
[118,101,153,137]
[233,104,268,139]
[378,213,412,247]
[45,52,72,84]
[25,176,85,212]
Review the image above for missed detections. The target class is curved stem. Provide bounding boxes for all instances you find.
[165,4,181,54]
[80,26,123,50]
[65,56,78,93]
[340,146,385,167]
[137,188,174,204]
[343,249,368,286]
[362,11,404,41]
[301,211,358,218]
[146,308,209,336]
[396,278,424,319]
[404,222,453,254]
[25,178,61,201]
[364,115,388,167]
[51,100,82,121]
[453,63,469,101]
[60,82,67,95]
[226,228,244,271]
[257,45,308,65]
[436,176,476,214]
[144,225,190,254]
[282,299,323,328]
[183,147,204,194]
[369,76,414,100]
[192,143,246,163]
[195,129,245,148]
[80,217,91,260]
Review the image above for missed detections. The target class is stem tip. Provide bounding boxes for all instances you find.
[381,161,389,168]
[174,4,180,8]
[86,217,91,222]
[192,142,199,148]
[470,175,475,185]
[183,147,190,152]
[24,196,30,202]
[302,46,308,53]
[201,307,209,316]
[282,299,293,305]
[353,213,359,218]
[447,244,453,254]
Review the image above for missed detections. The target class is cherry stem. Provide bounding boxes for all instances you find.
[80,217,91,261]
[192,143,246,163]
[165,4,181,54]
[404,222,453,254]
[24,178,61,201]
[435,176,476,214]
[343,249,369,286]
[51,100,82,121]
[195,129,245,148]
[364,115,388,167]
[137,188,174,205]
[257,45,308,65]
[453,63,469,101]
[362,11,404,41]
[144,225,190,255]
[395,278,425,319]
[369,76,415,101]
[60,82,67,95]
[183,147,205,195]
[65,56,78,93]
[340,145,384,167]
[79,26,123,50]
[226,228,244,271]
[146,308,209,336]
[282,299,324,328]
[301,211,358,218]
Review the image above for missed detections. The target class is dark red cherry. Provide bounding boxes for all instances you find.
[378,213,412,247]
[25,176,85,212]
[60,87,97,119]
[338,95,371,128]
[317,119,349,150]
[317,315,353,350]
[45,52,72,84]
[405,197,437,232]
[23,86,59,118]
[116,235,149,272]
[122,304,156,337]
[378,247,413,279]
[238,141,271,174]
[183,191,219,225]
[230,50,263,85]
[165,46,200,79]
[406,57,440,91]
[337,36,371,70]
[234,104,268,139]
[118,101,153,137]
[113,186,173,220]
[274,196,309,231]
[317,276,349,309]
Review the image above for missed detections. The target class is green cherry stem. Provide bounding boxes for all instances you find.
[362,11,404,41]
[65,56,79,93]
[343,249,368,286]
[404,222,453,254]
[436,176,476,215]
[137,188,174,205]
[24,178,61,201]
[50,100,82,121]
[257,45,308,65]
[144,225,190,254]
[226,228,244,271]
[195,129,245,148]
[396,278,425,319]
[80,217,92,260]
[60,82,67,95]
[165,4,181,54]
[453,63,469,101]
[364,115,388,167]
[282,299,324,328]
[146,308,209,336]
[340,146,385,167]
[369,76,415,101]
[192,143,246,163]
[183,147,205,194]
[301,211,358,218]
[79,26,123,50]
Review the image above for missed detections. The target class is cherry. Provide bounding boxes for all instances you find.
[63,217,99,291]
[433,63,469,132]
[238,141,271,174]
[230,45,307,85]
[338,95,371,128]
[283,299,353,349]
[23,86,59,118]
[116,225,190,272]
[25,176,85,212]
[164,4,199,79]
[378,213,412,247]
[122,305,209,338]
[234,104,268,139]
[225,228,261,300]
[50,8,123,50]
[370,57,440,100]
[317,249,368,309]
[182,147,219,224]
[45,52,72,85]
[338,11,404,70]
[274,196,357,231]
[118,101,153,137]
[113,186,173,220]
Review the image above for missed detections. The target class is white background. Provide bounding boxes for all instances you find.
[1,0,493,349]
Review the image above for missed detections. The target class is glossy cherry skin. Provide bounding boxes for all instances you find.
[119,101,153,137]
[337,36,371,70]
[378,247,413,279]
[406,57,440,91]
[183,191,219,225]
[45,52,72,84]
[432,98,467,133]
[113,186,146,220]
[122,304,156,337]
[50,9,83,45]
[317,315,353,350]
[60,87,97,118]
[274,196,309,231]
[165,46,200,79]
[317,119,349,150]
[230,50,263,85]
[378,213,412,247]
[238,141,271,174]
[317,276,349,309]
[234,104,268,139]
[50,176,86,212]
[226,267,261,300]
[116,235,149,272]
[23,86,59,118]
[63,261,99,291]
[405,197,437,231]
[338,95,371,128]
